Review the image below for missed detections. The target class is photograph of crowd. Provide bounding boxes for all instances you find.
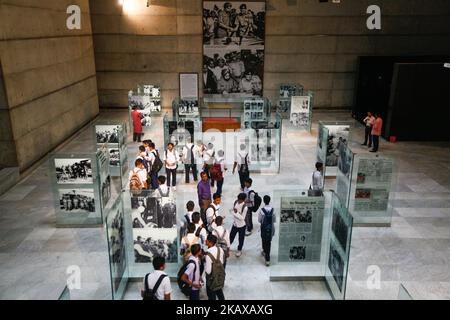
[59,189,95,214]
[109,148,120,167]
[280,209,313,224]
[96,125,120,145]
[101,175,111,209]
[178,100,200,117]
[325,125,350,167]
[55,159,93,184]
[355,189,371,199]
[332,207,349,252]
[133,228,177,263]
[203,1,265,97]
[107,206,126,292]
[328,240,345,292]
[289,246,306,261]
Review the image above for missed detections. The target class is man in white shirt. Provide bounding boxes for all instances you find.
[147,142,159,189]
[163,143,178,190]
[243,178,256,236]
[141,257,172,300]
[181,244,203,300]
[129,159,148,190]
[192,212,207,248]
[258,195,276,266]
[204,234,226,300]
[180,201,196,236]
[212,216,230,265]
[310,162,324,197]
[233,144,250,191]
[206,193,222,233]
[362,111,375,148]
[182,137,199,184]
[229,193,248,257]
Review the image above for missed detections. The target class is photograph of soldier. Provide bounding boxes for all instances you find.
[132,229,178,263]
[96,125,120,144]
[55,159,93,184]
[59,189,95,213]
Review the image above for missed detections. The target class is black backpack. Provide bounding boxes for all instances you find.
[142,273,167,300]
[151,150,163,174]
[249,190,262,212]
[205,205,217,233]
[177,260,196,297]
[261,208,274,240]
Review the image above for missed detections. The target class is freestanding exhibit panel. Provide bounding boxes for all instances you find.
[50,149,109,227]
[276,83,304,118]
[290,91,314,132]
[335,143,355,207]
[128,84,162,130]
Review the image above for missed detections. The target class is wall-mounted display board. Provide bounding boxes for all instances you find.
[172,98,200,119]
[348,155,395,226]
[243,98,267,128]
[50,150,109,227]
[94,121,129,185]
[202,1,265,98]
[316,121,352,177]
[105,196,128,300]
[276,84,304,118]
[290,93,313,132]
[180,73,199,100]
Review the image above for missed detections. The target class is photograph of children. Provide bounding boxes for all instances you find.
[55,159,93,184]
[132,228,178,263]
[107,206,126,292]
[59,189,95,213]
[328,240,345,292]
[101,175,111,209]
[325,125,350,167]
[96,125,120,144]
[289,246,306,261]
[331,207,349,252]
[355,189,371,199]
[178,100,200,117]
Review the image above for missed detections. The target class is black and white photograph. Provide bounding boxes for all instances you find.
[101,175,111,209]
[325,125,350,167]
[168,120,195,155]
[178,99,200,117]
[290,96,310,127]
[203,1,265,97]
[142,85,161,99]
[132,228,178,264]
[130,94,160,126]
[280,84,303,98]
[59,189,95,214]
[131,195,177,229]
[280,209,313,224]
[107,205,126,292]
[109,148,120,167]
[276,100,290,116]
[96,125,120,145]
[289,246,306,261]
[328,240,345,292]
[55,159,93,184]
[332,207,349,252]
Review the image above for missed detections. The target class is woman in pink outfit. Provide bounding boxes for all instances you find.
[370,113,383,153]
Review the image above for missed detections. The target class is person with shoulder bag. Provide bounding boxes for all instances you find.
[204,234,226,300]
[141,256,172,300]
[212,216,230,267]
[308,162,324,197]
[180,223,200,261]
[258,196,276,266]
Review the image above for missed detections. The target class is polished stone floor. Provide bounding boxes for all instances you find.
[0,110,449,300]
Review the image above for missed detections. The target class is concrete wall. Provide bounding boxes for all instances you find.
[92,0,450,110]
[0,0,99,171]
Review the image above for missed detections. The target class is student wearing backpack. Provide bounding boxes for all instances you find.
[204,234,226,300]
[258,195,276,266]
[212,216,230,267]
[233,144,251,191]
[148,142,162,189]
[211,150,227,196]
[180,223,199,261]
[141,256,172,300]
[129,159,148,192]
[206,193,222,233]
[244,178,262,236]
[163,143,178,190]
[309,162,324,197]
[180,244,203,300]
[180,201,196,238]
[229,193,248,257]
[192,212,208,248]
[182,137,199,184]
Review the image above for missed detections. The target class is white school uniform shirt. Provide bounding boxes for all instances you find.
[206,203,221,229]
[235,150,250,170]
[312,170,323,191]
[205,246,225,276]
[163,149,178,169]
[203,148,215,164]
[147,150,156,165]
[216,156,227,171]
[212,225,230,249]
[194,222,208,245]
[243,187,255,208]
[182,143,197,164]
[258,205,276,237]
[233,201,248,228]
[129,167,147,186]
[181,233,199,249]
[143,270,172,300]
[184,256,201,290]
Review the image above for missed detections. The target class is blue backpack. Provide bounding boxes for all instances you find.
[261,208,274,239]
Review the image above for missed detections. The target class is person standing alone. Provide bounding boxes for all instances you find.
[233,144,250,191]
[370,113,383,153]
[131,106,143,143]
[182,137,198,184]
[258,196,276,266]
[229,193,248,257]
[163,143,178,190]
[204,234,226,301]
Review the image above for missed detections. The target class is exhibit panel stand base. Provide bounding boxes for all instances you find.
[353,223,391,228]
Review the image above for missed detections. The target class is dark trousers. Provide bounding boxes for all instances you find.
[150,172,159,189]
[363,126,372,147]
[262,237,272,262]
[204,164,214,186]
[207,287,225,301]
[184,164,198,183]
[230,225,246,251]
[190,289,200,300]
[372,135,380,152]
[216,179,224,196]
[245,208,253,232]
[238,171,249,189]
[133,132,142,142]
[166,168,177,187]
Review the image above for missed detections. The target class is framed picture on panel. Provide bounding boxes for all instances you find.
[179,73,199,100]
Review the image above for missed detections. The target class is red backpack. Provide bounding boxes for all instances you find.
[210,163,223,181]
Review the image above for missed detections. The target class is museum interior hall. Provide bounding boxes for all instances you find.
[0,0,450,301]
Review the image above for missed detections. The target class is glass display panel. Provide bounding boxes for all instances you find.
[335,143,354,207]
[290,92,313,132]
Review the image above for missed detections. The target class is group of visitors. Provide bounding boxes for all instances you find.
[362,111,384,153]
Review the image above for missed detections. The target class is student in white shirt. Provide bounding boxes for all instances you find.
[180,201,196,236]
[204,234,226,301]
[181,244,203,300]
[180,223,199,261]
[141,256,172,300]
[258,195,276,266]
[229,193,248,257]
[147,142,159,189]
[129,159,148,190]
[182,137,199,183]
[192,212,207,248]
[233,144,250,190]
[163,143,178,189]
[310,162,324,197]
[205,193,221,232]
[212,216,230,264]
[243,178,256,236]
